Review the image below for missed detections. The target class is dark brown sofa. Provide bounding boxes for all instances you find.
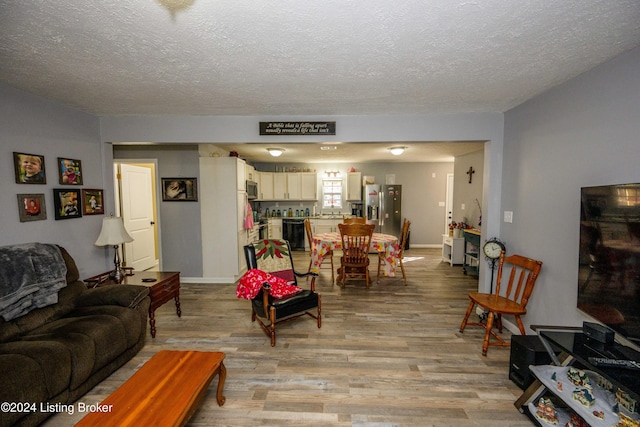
[0,244,150,427]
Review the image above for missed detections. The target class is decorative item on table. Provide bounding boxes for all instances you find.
[535,397,559,424]
[94,215,134,283]
[474,198,482,226]
[572,387,595,407]
[615,413,640,427]
[565,412,589,427]
[448,221,470,237]
[567,367,591,388]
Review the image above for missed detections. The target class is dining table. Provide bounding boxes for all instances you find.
[310,231,401,277]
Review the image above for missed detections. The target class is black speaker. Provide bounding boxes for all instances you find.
[509,335,554,390]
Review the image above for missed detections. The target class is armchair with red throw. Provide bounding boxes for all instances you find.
[242,239,321,346]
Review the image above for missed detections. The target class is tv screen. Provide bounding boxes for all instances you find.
[578,183,640,349]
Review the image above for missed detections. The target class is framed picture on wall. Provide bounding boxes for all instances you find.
[17,194,47,222]
[13,152,46,184]
[81,189,104,215]
[53,189,82,220]
[161,178,198,201]
[57,157,83,185]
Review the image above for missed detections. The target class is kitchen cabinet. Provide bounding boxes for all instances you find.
[287,173,302,199]
[300,172,317,200]
[269,218,282,240]
[273,174,287,200]
[254,171,317,201]
[236,160,246,191]
[312,218,340,234]
[442,234,464,265]
[258,171,274,200]
[245,165,256,182]
[199,156,250,281]
[346,172,362,201]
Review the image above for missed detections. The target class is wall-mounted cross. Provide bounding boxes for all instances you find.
[466,166,475,183]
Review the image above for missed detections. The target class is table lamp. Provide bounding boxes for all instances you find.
[95,216,134,283]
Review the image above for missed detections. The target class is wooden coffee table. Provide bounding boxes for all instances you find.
[76,350,226,427]
[85,271,181,338]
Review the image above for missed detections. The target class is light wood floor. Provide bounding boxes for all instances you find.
[45,248,532,426]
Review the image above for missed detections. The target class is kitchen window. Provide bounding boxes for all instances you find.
[322,177,342,209]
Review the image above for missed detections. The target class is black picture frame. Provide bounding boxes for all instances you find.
[161,178,198,201]
[57,157,83,185]
[13,152,46,184]
[81,189,104,215]
[17,193,47,222]
[53,189,82,220]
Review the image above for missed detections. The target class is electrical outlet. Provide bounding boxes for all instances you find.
[461,203,465,210]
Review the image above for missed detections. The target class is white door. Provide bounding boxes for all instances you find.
[445,173,454,234]
[119,163,157,271]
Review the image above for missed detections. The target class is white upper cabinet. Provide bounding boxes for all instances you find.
[286,173,302,199]
[346,172,362,200]
[258,171,274,200]
[273,173,287,199]
[300,172,317,200]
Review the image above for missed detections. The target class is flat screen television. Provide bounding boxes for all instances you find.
[578,183,640,351]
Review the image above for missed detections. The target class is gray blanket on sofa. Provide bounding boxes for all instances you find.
[0,243,67,321]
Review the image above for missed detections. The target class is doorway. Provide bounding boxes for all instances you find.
[445,173,454,234]
[114,161,160,271]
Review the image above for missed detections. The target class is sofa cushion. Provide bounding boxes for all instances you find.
[70,304,144,349]
[0,340,72,399]
[0,281,85,344]
[23,313,128,390]
[0,353,53,427]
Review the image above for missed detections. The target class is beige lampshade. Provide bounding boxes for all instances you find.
[95,217,134,246]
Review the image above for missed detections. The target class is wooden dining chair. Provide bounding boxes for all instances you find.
[304,218,334,283]
[459,251,543,355]
[377,219,411,284]
[337,223,375,289]
[343,217,366,224]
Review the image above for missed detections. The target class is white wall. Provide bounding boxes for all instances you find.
[502,46,640,332]
[0,84,111,278]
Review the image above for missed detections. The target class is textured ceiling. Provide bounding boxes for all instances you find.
[1,0,640,117]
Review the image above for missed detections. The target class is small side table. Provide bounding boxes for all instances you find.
[84,271,181,338]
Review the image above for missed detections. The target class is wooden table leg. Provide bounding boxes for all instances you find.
[216,361,227,406]
[149,308,157,338]
[175,292,182,317]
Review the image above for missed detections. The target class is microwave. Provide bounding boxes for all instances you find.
[246,180,258,200]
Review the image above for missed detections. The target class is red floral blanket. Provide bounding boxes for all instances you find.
[236,269,302,300]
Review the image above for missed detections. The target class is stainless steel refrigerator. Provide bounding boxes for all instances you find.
[364,184,402,237]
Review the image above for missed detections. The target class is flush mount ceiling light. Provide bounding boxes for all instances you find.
[320,146,337,151]
[267,148,285,157]
[389,146,407,156]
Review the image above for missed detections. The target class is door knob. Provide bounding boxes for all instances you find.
[150,221,155,225]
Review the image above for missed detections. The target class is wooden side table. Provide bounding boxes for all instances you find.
[84,271,181,338]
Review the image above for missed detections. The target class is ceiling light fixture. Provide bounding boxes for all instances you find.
[267,148,285,157]
[320,146,337,151]
[389,146,407,156]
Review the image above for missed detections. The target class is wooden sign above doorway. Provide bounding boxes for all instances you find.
[259,121,336,136]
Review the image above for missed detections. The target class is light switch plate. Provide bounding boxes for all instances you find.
[504,211,513,223]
